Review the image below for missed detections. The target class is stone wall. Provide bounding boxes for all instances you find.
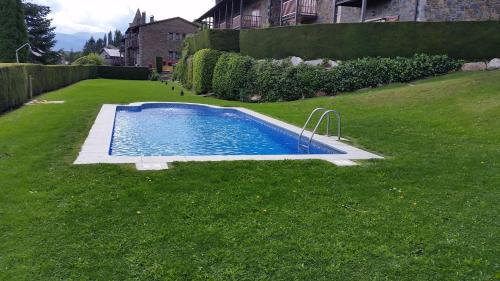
[137,18,199,67]
[336,0,500,23]
[422,0,500,21]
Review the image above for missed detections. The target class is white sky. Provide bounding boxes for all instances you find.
[30,0,215,34]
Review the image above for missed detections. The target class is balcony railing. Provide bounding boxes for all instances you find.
[232,15,261,29]
[242,15,261,29]
[282,0,317,18]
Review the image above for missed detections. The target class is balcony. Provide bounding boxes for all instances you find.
[281,0,317,21]
[232,15,261,29]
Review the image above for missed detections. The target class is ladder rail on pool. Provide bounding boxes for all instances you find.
[298,108,342,153]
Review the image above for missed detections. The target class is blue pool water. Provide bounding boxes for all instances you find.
[110,103,344,156]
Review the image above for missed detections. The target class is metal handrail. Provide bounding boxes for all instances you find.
[298,107,327,150]
[308,110,342,150]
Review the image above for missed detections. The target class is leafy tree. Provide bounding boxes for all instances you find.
[72,53,104,66]
[67,49,82,64]
[23,1,58,64]
[0,0,28,62]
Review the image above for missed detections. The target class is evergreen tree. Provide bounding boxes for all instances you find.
[0,0,28,62]
[82,36,96,55]
[113,30,123,46]
[103,34,107,47]
[95,38,105,51]
[107,31,113,46]
[23,1,58,64]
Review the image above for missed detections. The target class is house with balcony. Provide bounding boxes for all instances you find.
[123,9,199,67]
[195,0,499,29]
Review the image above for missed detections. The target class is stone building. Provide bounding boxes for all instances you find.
[123,10,199,67]
[196,0,500,28]
[99,45,124,66]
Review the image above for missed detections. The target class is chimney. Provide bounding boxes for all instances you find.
[150,15,155,23]
[142,12,146,24]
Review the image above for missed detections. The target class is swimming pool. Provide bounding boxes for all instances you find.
[110,103,343,156]
[75,102,382,169]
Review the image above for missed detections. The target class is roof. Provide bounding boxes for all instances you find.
[126,17,200,33]
[196,0,229,22]
[101,48,122,58]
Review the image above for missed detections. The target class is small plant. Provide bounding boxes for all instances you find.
[180,90,184,96]
[150,70,160,81]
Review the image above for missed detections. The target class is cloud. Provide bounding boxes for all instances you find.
[29,0,214,34]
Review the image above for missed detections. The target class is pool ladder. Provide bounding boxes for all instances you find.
[298,108,342,153]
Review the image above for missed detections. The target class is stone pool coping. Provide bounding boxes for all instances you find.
[74,102,383,169]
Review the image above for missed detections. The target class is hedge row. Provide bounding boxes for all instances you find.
[192,49,222,94]
[97,66,150,80]
[241,21,500,60]
[1,64,152,113]
[0,64,97,112]
[184,29,239,56]
[181,51,462,102]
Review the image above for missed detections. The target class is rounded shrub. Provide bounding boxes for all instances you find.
[213,53,255,100]
[72,53,104,66]
[192,49,222,94]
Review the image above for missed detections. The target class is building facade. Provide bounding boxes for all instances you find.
[196,0,500,28]
[123,10,199,67]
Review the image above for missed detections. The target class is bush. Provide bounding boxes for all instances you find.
[192,49,222,94]
[97,66,150,80]
[253,60,303,102]
[172,55,193,89]
[72,53,104,66]
[185,56,194,89]
[213,53,255,101]
[0,64,96,112]
[211,53,462,102]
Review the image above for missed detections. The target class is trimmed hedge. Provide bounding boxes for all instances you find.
[97,66,150,80]
[185,29,239,56]
[0,64,97,112]
[239,21,500,60]
[155,56,163,73]
[192,49,222,94]
[212,53,462,102]
[213,53,255,100]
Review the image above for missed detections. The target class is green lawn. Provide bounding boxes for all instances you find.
[0,71,499,280]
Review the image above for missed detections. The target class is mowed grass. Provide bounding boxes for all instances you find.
[0,71,499,280]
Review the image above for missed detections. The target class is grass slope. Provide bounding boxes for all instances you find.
[0,71,499,280]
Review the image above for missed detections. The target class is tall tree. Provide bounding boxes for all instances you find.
[0,0,28,62]
[107,31,113,47]
[103,34,107,47]
[113,30,123,46]
[23,1,58,64]
[95,38,105,51]
[82,36,96,55]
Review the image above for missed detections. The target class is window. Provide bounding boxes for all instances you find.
[168,32,174,40]
[175,33,181,41]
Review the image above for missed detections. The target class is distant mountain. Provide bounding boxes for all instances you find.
[55,32,106,51]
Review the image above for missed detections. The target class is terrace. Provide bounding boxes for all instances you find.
[280,0,318,25]
[196,0,264,29]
